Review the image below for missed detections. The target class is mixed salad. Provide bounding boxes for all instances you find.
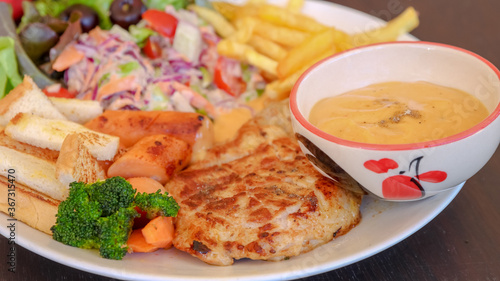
[0,0,266,118]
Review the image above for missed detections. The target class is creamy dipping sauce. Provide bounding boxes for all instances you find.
[309,81,489,144]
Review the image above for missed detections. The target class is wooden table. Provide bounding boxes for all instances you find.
[1,0,499,280]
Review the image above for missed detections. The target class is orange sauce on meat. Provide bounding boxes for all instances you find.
[213,95,270,144]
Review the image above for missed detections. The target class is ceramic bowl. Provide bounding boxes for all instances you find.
[290,41,500,201]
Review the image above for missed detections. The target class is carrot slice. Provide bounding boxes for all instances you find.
[52,45,85,72]
[88,27,108,45]
[141,216,175,249]
[96,75,136,100]
[127,229,159,253]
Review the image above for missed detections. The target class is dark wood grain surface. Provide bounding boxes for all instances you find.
[1,0,499,280]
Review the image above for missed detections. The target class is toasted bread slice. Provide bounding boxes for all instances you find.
[5,113,119,161]
[0,128,59,163]
[49,97,103,124]
[0,76,67,126]
[56,133,107,186]
[0,146,69,201]
[0,176,59,235]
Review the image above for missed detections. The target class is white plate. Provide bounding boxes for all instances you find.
[0,1,463,280]
[0,183,463,280]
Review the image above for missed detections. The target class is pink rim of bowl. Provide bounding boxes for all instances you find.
[290,41,500,151]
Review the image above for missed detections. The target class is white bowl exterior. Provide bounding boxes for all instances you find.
[292,42,500,200]
[292,116,500,199]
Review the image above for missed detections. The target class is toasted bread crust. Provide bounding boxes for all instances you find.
[49,97,103,124]
[5,112,119,161]
[0,76,67,126]
[0,76,34,116]
[56,133,107,186]
[0,176,60,235]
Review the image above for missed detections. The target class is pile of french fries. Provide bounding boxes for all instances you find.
[188,0,419,100]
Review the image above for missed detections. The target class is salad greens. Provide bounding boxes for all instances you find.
[0,37,23,98]
[0,2,57,90]
[33,0,190,30]
[143,0,189,11]
[34,0,114,29]
[129,24,156,47]
[0,0,265,118]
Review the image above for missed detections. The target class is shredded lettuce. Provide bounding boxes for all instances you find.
[143,0,189,11]
[149,85,170,110]
[241,64,252,83]
[129,25,155,47]
[199,66,212,87]
[98,72,110,87]
[195,108,208,116]
[0,37,23,98]
[118,61,141,76]
[33,0,68,18]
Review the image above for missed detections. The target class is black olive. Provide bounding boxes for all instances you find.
[109,0,146,30]
[59,4,99,33]
[19,23,59,63]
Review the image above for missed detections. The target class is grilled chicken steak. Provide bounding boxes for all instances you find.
[165,101,363,266]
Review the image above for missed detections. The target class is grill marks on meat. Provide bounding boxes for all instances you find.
[165,101,363,266]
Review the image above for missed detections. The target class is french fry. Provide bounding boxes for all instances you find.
[233,16,308,48]
[267,48,335,100]
[211,2,239,22]
[188,4,235,38]
[217,39,252,60]
[229,17,256,43]
[212,2,261,20]
[249,0,267,4]
[265,72,301,100]
[350,6,419,47]
[277,28,338,79]
[333,30,354,52]
[248,34,288,61]
[234,3,261,19]
[206,2,419,101]
[286,0,304,13]
[258,4,327,33]
[252,18,309,48]
[244,48,278,76]
[217,39,278,76]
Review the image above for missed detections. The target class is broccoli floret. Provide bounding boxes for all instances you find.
[89,177,136,217]
[51,177,136,259]
[97,207,139,260]
[51,182,101,249]
[51,177,180,260]
[134,190,180,219]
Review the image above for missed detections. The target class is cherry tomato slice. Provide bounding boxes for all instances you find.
[142,10,178,39]
[213,56,247,97]
[133,206,151,229]
[143,36,162,59]
[42,85,76,98]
